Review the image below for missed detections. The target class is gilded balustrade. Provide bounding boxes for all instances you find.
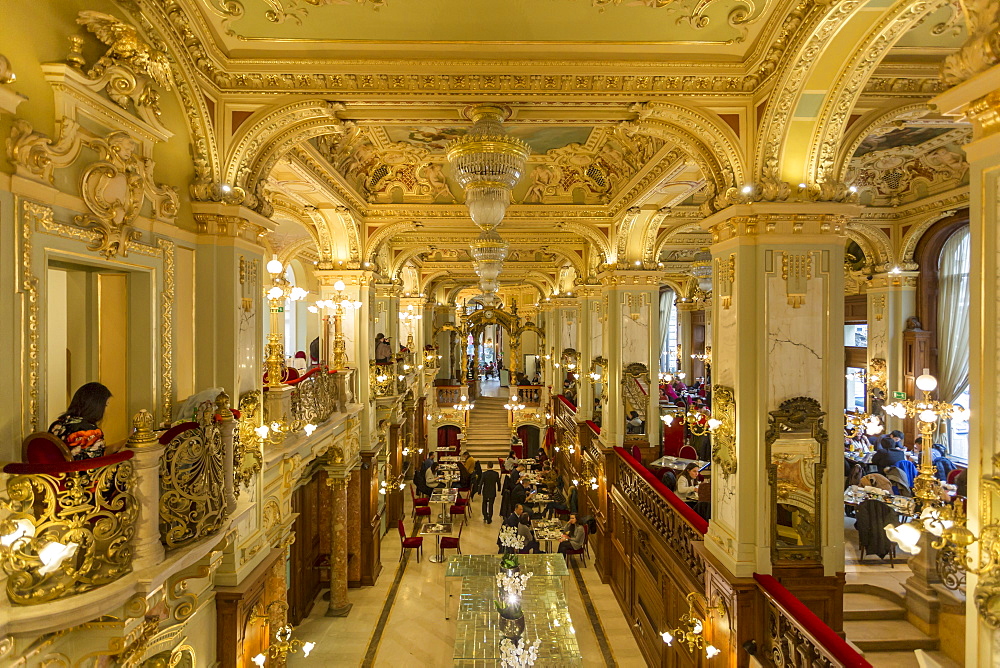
[159,398,233,550]
[370,360,395,398]
[0,451,138,605]
[235,390,264,497]
[519,385,542,407]
[289,366,339,424]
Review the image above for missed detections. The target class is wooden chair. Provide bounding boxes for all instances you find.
[449,503,468,526]
[410,484,430,507]
[397,520,424,563]
[440,522,463,556]
[678,444,698,460]
[21,432,72,463]
[413,504,432,520]
[563,524,589,567]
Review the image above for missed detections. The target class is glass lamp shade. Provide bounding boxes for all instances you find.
[475,260,504,282]
[446,104,530,231]
[470,230,510,263]
[915,374,938,393]
[885,520,922,554]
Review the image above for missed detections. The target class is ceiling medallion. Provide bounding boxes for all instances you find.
[446,104,529,232]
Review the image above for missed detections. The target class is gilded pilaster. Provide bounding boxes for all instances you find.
[325,473,353,617]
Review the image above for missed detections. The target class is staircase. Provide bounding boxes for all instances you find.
[463,396,511,463]
[843,585,960,668]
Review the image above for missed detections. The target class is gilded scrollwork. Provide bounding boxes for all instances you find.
[159,406,230,550]
[235,391,264,496]
[710,385,737,475]
[0,456,138,605]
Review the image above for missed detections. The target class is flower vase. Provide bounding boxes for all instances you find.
[498,612,526,640]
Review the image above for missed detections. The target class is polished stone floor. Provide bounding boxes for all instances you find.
[288,498,643,666]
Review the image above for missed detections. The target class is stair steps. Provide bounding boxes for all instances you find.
[841,589,958,667]
[460,396,513,460]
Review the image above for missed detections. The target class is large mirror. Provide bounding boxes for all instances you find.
[559,348,579,407]
[766,397,827,564]
[622,362,650,437]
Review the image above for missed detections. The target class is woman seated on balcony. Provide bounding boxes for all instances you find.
[48,382,128,461]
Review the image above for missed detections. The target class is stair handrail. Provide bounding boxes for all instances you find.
[754,573,872,668]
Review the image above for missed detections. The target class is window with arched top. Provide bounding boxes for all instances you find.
[284,264,298,357]
[937,226,970,459]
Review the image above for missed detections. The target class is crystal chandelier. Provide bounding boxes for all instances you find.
[447,104,530,231]
[470,229,509,295]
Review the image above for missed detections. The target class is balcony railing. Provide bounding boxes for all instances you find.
[288,366,340,424]
[755,573,872,668]
[436,385,463,406]
[612,447,707,582]
[1,450,138,605]
[158,396,235,550]
[370,360,396,398]
[517,385,542,406]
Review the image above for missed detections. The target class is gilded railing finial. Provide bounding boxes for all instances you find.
[215,391,234,421]
[128,409,157,448]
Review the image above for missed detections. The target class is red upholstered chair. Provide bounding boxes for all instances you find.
[947,468,963,486]
[449,503,468,526]
[440,522,463,556]
[397,520,423,562]
[563,524,589,567]
[678,444,698,460]
[21,433,72,464]
[413,504,432,519]
[410,484,430,507]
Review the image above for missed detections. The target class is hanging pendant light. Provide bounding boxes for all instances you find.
[446,104,529,232]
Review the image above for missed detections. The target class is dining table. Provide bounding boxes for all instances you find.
[429,488,458,522]
[419,522,454,563]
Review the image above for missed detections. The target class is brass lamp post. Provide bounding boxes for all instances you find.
[265,256,308,388]
[313,280,362,370]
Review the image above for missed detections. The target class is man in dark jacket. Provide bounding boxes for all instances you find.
[498,503,524,552]
[480,462,501,523]
[509,477,529,511]
[872,441,906,473]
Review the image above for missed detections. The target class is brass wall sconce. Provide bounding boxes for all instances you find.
[661,592,726,659]
[250,600,316,664]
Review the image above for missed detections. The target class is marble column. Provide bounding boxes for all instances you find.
[266,545,290,668]
[598,271,661,450]
[866,269,918,429]
[325,473,352,617]
[703,204,848,583]
[576,286,601,423]
[347,470,362,586]
[677,306,695,380]
[934,57,1000,667]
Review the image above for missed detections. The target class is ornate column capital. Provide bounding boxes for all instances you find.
[700,202,857,244]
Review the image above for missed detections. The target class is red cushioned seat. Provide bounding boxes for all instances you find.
[449,504,467,525]
[21,433,72,464]
[397,520,423,562]
[440,523,463,554]
[410,484,430,506]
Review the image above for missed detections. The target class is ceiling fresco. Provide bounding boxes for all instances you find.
[383,126,595,153]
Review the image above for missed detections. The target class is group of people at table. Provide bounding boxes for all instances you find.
[413,448,585,558]
[844,427,965,498]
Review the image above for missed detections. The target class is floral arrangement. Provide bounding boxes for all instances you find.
[495,570,533,619]
[498,525,525,570]
[500,638,540,667]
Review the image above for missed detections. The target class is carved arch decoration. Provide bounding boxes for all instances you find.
[223,98,346,215]
[554,221,611,271]
[613,206,645,264]
[111,4,224,203]
[845,222,894,269]
[900,207,968,265]
[639,207,675,264]
[651,220,710,261]
[328,205,363,266]
[390,246,432,280]
[365,220,420,267]
[620,101,746,212]
[756,0,949,185]
[834,103,934,183]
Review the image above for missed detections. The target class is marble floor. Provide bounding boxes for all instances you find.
[288,498,643,667]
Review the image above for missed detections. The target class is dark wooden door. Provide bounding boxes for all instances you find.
[289,472,323,624]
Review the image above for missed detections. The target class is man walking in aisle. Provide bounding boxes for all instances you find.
[480,462,501,523]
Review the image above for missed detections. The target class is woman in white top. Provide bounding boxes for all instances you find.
[424,462,442,490]
[503,450,518,473]
[676,463,700,502]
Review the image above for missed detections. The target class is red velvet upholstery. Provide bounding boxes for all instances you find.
[410,484,429,506]
[614,447,708,534]
[947,468,963,485]
[678,444,698,460]
[563,524,588,566]
[4,449,134,476]
[440,523,463,553]
[413,505,432,519]
[754,574,872,668]
[21,432,72,464]
[449,504,467,525]
[397,520,423,562]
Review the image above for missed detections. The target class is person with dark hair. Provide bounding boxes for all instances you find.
[374,333,392,363]
[480,462,501,523]
[676,462,701,502]
[872,435,907,473]
[517,513,542,554]
[49,382,125,460]
[558,513,585,555]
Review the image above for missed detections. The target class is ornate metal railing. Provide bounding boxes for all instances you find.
[0,451,138,605]
[518,385,542,406]
[370,360,395,398]
[158,397,234,550]
[613,448,707,582]
[436,385,463,406]
[423,348,441,368]
[755,573,872,668]
[235,390,263,497]
[289,366,339,424]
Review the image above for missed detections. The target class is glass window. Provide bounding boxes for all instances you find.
[843,324,867,347]
[949,387,970,462]
[283,265,297,354]
[845,367,867,412]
